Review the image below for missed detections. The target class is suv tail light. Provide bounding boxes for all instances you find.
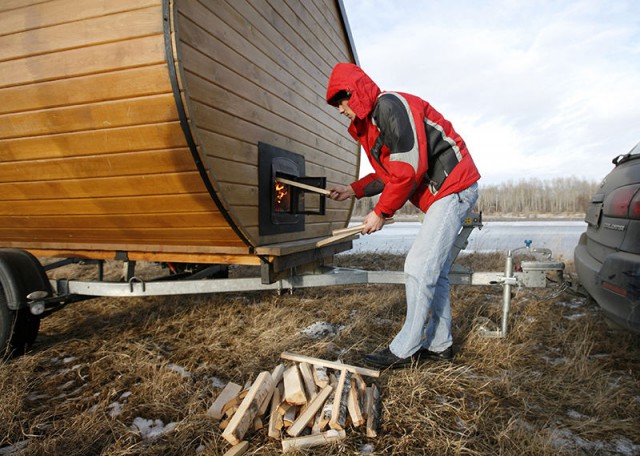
[603,184,640,219]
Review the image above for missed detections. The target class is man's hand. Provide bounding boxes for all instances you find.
[362,211,385,234]
[328,184,355,201]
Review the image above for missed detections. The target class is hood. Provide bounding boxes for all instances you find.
[326,63,381,120]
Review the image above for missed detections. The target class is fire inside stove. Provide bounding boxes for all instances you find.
[258,143,326,236]
[274,179,291,213]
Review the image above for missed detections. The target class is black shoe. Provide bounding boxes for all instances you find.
[363,347,414,369]
[417,346,454,362]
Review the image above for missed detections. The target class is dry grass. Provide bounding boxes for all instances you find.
[1,253,639,455]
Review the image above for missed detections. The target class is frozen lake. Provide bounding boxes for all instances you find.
[345,220,586,260]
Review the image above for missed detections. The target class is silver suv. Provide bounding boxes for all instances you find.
[574,143,640,333]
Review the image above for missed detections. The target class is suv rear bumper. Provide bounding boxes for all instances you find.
[574,233,640,333]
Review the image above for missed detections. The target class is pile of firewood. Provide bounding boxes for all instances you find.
[207,352,382,454]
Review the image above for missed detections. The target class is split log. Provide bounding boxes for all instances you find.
[298,362,317,400]
[281,429,346,453]
[365,384,381,438]
[329,369,351,430]
[207,382,242,420]
[222,440,249,456]
[347,379,365,427]
[283,364,307,405]
[283,405,296,428]
[267,384,283,439]
[259,363,285,415]
[221,371,274,446]
[281,352,380,378]
[287,384,333,437]
[312,365,329,388]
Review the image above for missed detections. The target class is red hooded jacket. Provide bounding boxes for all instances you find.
[326,63,480,217]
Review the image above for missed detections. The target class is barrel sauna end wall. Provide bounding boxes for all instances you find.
[0,0,360,267]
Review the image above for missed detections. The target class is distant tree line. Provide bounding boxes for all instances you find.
[350,177,598,217]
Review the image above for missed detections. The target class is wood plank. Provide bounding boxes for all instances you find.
[0,227,244,244]
[0,122,187,162]
[0,65,171,115]
[0,193,217,216]
[313,365,329,389]
[0,7,163,62]
[0,149,195,183]
[26,248,257,264]
[0,0,160,35]
[280,352,380,378]
[0,34,165,89]
[0,93,179,140]
[0,212,226,230]
[286,384,333,437]
[221,371,274,446]
[208,382,243,420]
[0,171,205,201]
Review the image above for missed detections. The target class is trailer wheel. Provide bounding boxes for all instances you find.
[0,293,40,357]
[0,249,49,357]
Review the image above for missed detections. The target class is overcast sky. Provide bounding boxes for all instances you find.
[340,0,640,185]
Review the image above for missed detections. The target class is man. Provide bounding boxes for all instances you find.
[326,63,480,369]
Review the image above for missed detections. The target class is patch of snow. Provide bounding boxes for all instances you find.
[210,377,226,389]
[549,428,640,455]
[62,356,76,364]
[119,391,132,400]
[166,363,190,378]
[299,321,344,339]
[566,409,589,420]
[195,444,206,453]
[563,313,586,321]
[541,356,568,365]
[131,417,177,440]
[108,402,122,418]
[360,443,375,454]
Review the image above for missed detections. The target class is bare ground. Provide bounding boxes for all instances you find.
[1,253,639,455]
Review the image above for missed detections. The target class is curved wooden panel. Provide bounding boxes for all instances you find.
[172,0,360,246]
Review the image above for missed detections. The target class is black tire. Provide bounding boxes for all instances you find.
[0,288,40,358]
[0,249,48,358]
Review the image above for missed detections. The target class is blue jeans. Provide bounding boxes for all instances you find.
[389,183,478,358]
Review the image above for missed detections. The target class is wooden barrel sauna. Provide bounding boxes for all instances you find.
[0,0,360,267]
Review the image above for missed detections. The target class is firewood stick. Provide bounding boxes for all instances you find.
[331,218,394,236]
[223,440,249,456]
[313,365,329,389]
[365,384,381,438]
[329,369,351,430]
[298,362,317,400]
[208,382,243,420]
[283,364,307,405]
[347,379,365,427]
[259,363,285,415]
[280,352,380,378]
[275,177,331,195]
[315,230,358,247]
[267,386,283,439]
[281,429,346,453]
[221,371,274,445]
[287,384,333,437]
